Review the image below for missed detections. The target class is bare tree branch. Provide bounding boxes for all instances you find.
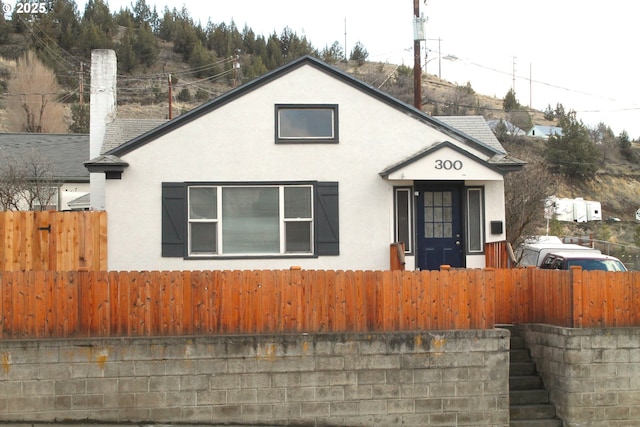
[7,50,67,133]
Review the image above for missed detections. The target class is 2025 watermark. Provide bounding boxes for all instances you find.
[3,2,49,15]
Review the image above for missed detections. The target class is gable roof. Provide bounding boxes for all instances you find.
[94,55,516,162]
[0,133,89,182]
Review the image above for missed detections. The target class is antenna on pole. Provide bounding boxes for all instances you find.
[413,0,426,110]
[344,18,347,62]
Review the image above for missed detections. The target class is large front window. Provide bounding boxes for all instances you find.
[188,185,313,256]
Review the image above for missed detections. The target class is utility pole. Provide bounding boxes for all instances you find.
[413,0,421,110]
[512,56,516,92]
[529,63,532,108]
[79,62,84,105]
[168,73,173,120]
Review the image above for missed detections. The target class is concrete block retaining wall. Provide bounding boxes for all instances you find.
[0,330,510,426]
[519,324,640,427]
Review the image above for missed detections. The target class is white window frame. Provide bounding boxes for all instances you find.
[188,184,314,257]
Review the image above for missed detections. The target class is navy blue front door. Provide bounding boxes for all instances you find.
[416,184,464,270]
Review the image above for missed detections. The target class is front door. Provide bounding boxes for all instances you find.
[416,184,464,270]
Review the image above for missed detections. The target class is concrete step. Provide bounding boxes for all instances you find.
[510,375,543,391]
[510,403,557,420]
[511,335,526,350]
[510,361,537,376]
[509,419,563,427]
[510,389,550,405]
[511,348,531,363]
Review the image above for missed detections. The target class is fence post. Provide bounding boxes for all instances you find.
[570,266,582,328]
[390,243,405,271]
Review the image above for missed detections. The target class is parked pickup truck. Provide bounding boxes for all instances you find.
[515,236,601,268]
[539,251,628,271]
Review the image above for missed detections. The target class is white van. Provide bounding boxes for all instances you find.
[515,236,601,267]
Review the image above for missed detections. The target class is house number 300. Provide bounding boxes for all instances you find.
[435,159,463,170]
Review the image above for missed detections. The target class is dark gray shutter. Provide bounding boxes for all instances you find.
[162,182,186,257]
[315,182,339,255]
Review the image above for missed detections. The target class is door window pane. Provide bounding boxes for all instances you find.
[424,192,433,207]
[424,223,433,238]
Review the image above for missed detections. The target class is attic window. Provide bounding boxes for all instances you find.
[275,104,338,143]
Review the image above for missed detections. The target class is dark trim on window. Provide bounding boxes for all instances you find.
[275,104,339,144]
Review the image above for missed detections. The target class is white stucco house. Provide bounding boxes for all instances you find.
[86,52,524,271]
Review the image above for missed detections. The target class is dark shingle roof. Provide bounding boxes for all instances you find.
[102,118,168,154]
[0,133,89,182]
[437,116,506,153]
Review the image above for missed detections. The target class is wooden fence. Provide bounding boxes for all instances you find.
[1,267,639,339]
[494,267,640,328]
[0,211,107,271]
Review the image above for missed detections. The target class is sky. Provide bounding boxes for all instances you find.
[73,0,640,138]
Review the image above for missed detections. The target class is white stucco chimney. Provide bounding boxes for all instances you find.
[89,49,117,210]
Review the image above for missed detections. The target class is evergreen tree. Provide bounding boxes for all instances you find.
[618,130,633,160]
[543,104,555,120]
[157,7,176,41]
[188,41,216,78]
[321,41,344,64]
[349,41,368,65]
[134,23,159,68]
[116,28,137,72]
[545,110,600,179]
[503,88,519,112]
[70,103,89,133]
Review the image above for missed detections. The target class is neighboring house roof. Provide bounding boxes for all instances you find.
[437,116,525,170]
[486,119,526,136]
[86,55,524,174]
[528,125,563,139]
[67,192,90,209]
[101,118,168,154]
[438,116,505,153]
[0,133,89,182]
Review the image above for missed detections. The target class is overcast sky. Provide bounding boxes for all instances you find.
[73,0,640,138]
